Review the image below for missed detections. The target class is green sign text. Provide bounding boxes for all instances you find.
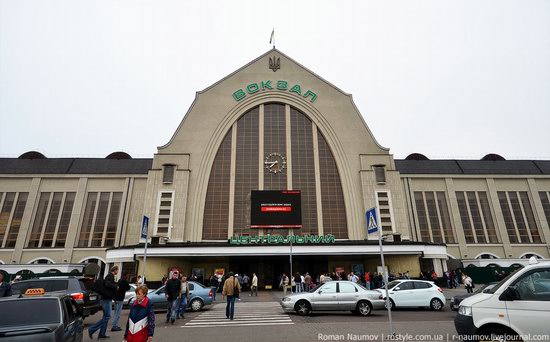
[232,80,318,103]
[229,234,335,245]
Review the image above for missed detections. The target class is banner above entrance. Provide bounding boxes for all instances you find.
[229,234,335,245]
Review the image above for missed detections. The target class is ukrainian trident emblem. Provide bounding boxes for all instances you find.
[269,56,280,72]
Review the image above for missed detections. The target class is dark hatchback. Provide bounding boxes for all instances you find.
[0,293,83,341]
[9,277,101,317]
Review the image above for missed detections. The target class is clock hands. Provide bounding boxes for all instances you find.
[265,160,279,169]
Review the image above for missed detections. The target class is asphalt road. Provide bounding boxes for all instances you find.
[83,289,464,342]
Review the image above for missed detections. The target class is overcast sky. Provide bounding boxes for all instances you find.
[1,0,549,160]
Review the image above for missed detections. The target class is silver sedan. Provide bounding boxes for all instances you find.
[280,280,385,316]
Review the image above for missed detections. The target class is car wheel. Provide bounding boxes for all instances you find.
[430,298,443,311]
[295,300,311,316]
[479,326,519,342]
[190,298,203,312]
[356,301,372,316]
[384,299,395,310]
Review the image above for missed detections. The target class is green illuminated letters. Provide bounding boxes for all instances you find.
[261,80,273,90]
[276,80,288,90]
[303,90,317,103]
[246,83,259,94]
[232,89,246,102]
[289,84,302,95]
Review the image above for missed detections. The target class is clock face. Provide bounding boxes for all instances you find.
[264,153,286,174]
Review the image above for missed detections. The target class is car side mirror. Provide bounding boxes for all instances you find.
[318,290,323,294]
[499,287,519,301]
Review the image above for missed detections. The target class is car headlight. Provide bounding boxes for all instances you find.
[458,306,472,316]
[282,297,292,302]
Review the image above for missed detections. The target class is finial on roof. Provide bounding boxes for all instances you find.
[269,28,275,49]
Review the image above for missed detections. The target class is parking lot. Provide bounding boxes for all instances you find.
[83,289,463,342]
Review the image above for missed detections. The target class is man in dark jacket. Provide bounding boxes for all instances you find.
[88,265,119,340]
[111,272,131,331]
[0,273,11,297]
[165,271,181,324]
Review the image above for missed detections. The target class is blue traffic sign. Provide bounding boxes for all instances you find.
[141,216,149,239]
[366,208,379,234]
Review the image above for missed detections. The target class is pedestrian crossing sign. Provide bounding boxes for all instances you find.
[366,208,379,234]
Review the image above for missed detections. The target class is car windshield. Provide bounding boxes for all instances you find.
[0,298,60,327]
[486,267,524,294]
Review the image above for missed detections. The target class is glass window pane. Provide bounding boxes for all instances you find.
[436,192,454,243]
[6,193,28,247]
[519,192,542,243]
[78,193,98,247]
[456,192,474,243]
[55,193,75,248]
[203,126,234,240]
[28,193,50,248]
[498,191,518,243]
[42,193,63,247]
[479,192,499,243]
[425,192,442,243]
[414,192,430,242]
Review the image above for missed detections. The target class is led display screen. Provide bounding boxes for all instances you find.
[250,190,302,228]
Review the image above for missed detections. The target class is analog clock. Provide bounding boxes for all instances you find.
[264,153,286,174]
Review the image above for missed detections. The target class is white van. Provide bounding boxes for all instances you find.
[455,257,550,340]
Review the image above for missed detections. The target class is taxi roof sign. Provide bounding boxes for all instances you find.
[24,288,46,296]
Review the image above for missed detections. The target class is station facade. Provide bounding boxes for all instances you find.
[1,49,549,286]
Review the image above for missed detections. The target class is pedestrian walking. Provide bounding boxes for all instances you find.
[222,272,241,320]
[209,275,218,301]
[164,271,181,324]
[178,275,190,319]
[304,273,312,291]
[364,272,371,290]
[243,274,250,292]
[463,274,474,293]
[0,273,11,297]
[350,272,359,283]
[124,285,155,342]
[112,272,131,332]
[88,265,118,340]
[281,273,290,296]
[250,273,258,297]
[295,272,302,293]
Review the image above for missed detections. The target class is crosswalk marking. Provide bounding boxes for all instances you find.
[182,301,294,328]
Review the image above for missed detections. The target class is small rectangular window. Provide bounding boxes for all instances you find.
[163,165,175,184]
[376,191,393,233]
[373,166,386,184]
[155,191,174,235]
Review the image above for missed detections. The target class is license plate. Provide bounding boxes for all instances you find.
[90,296,97,301]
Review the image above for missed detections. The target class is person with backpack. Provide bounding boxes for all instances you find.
[222,272,241,320]
[88,265,118,340]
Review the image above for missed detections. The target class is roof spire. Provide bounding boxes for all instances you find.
[269,28,275,49]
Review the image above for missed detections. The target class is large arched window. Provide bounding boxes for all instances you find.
[202,103,348,239]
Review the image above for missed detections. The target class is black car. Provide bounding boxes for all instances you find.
[0,290,84,341]
[450,282,497,310]
[9,276,101,317]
